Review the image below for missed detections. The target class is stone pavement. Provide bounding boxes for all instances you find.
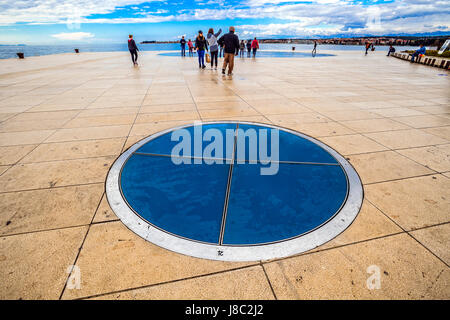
[0,50,448,299]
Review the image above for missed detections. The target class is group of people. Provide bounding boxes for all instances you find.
[385,43,426,62]
[179,27,260,75]
[238,39,260,58]
[369,42,426,62]
[179,37,196,57]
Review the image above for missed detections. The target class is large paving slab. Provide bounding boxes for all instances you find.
[410,224,450,265]
[0,184,103,235]
[62,221,257,299]
[0,226,87,299]
[365,175,450,230]
[92,266,275,300]
[0,156,114,192]
[263,234,449,299]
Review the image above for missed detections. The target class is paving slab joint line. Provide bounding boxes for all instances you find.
[363,172,440,186]
[185,82,203,121]
[405,231,450,268]
[0,181,104,195]
[0,53,126,78]
[260,262,278,300]
[221,80,274,124]
[118,67,156,154]
[261,230,407,265]
[347,125,446,176]
[73,262,261,300]
[58,191,106,300]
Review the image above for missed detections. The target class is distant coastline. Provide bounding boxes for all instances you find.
[0,40,445,60]
[141,35,449,47]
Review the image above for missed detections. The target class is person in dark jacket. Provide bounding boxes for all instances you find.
[180,36,186,57]
[239,40,245,58]
[217,26,240,75]
[128,34,139,65]
[246,40,251,57]
[387,45,395,56]
[219,42,224,58]
[195,30,208,69]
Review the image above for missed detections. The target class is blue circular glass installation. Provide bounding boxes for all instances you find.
[158,51,334,58]
[119,122,348,246]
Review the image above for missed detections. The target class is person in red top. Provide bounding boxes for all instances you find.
[251,37,259,58]
[365,41,371,55]
[187,39,194,57]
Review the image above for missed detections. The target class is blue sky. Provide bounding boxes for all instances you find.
[0,0,449,44]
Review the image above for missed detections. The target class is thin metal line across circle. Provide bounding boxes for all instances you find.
[123,123,348,248]
[132,151,340,166]
[105,121,364,262]
[219,123,239,245]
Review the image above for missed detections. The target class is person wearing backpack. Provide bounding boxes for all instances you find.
[246,40,252,57]
[206,28,222,70]
[239,40,245,58]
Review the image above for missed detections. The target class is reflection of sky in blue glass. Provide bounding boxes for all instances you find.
[120,123,349,245]
[224,163,348,245]
[159,51,334,58]
[121,154,230,244]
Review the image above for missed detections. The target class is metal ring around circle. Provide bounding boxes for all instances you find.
[105,121,364,262]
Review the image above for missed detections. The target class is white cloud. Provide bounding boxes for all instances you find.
[0,0,155,25]
[0,0,449,37]
[51,32,94,40]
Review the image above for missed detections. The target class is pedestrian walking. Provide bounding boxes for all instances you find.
[312,40,317,57]
[195,30,208,69]
[180,36,186,57]
[365,42,371,55]
[251,37,259,57]
[207,28,222,69]
[246,40,251,57]
[128,34,139,65]
[188,39,194,57]
[218,26,240,75]
[239,40,245,57]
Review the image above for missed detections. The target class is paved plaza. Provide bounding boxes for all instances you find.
[0,49,449,299]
